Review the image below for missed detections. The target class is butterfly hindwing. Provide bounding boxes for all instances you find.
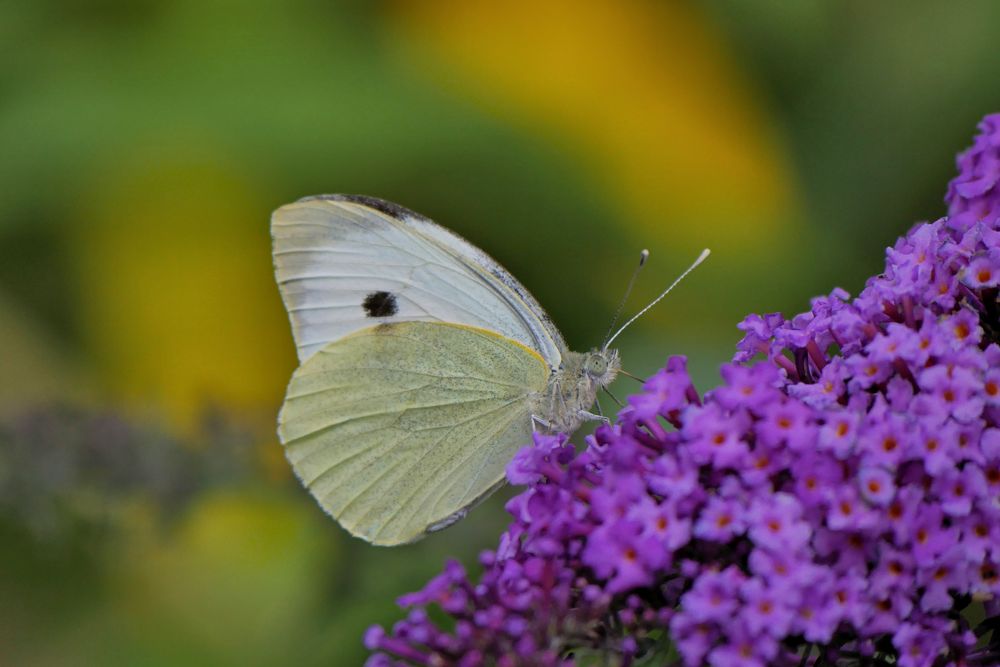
[271,195,566,366]
[277,320,550,545]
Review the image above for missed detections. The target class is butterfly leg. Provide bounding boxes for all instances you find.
[531,415,552,432]
[577,410,610,425]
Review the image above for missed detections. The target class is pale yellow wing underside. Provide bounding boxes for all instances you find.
[277,320,550,545]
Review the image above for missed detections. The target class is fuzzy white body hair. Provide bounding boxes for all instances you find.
[531,348,620,433]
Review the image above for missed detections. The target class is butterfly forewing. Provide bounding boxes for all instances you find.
[277,321,550,545]
[271,195,565,366]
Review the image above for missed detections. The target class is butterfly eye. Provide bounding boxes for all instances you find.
[585,355,608,377]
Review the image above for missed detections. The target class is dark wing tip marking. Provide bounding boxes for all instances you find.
[363,291,399,318]
[297,194,428,223]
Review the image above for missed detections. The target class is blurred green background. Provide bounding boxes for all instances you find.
[3,1,1000,664]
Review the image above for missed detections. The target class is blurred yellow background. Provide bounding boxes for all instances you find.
[2,1,1000,665]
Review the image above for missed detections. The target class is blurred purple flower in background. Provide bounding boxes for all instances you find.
[364,114,1000,666]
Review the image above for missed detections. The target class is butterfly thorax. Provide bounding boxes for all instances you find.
[532,348,620,433]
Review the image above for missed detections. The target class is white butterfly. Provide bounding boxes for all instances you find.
[272,195,707,545]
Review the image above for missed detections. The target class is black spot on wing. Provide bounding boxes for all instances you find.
[363,291,399,318]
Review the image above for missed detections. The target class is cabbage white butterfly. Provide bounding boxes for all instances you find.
[272,195,707,545]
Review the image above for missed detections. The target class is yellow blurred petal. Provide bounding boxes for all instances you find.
[74,148,295,429]
[387,0,799,259]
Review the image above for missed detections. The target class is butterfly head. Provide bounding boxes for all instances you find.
[582,347,620,389]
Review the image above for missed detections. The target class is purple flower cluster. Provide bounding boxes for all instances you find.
[364,116,1000,666]
[946,113,1000,234]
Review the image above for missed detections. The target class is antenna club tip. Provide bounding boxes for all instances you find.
[639,249,650,264]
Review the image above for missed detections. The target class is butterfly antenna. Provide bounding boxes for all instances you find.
[619,369,646,384]
[603,248,711,349]
[602,249,650,348]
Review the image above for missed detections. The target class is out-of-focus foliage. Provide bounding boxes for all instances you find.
[2,0,1000,665]
[0,294,87,411]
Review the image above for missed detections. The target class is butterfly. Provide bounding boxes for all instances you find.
[272,194,708,545]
